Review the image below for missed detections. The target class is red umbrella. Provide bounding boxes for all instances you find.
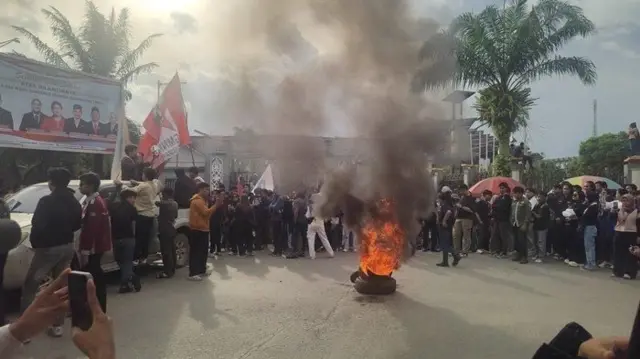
[469,176,523,196]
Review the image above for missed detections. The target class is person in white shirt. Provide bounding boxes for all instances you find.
[0,269,115,359]
[306,193,335,259]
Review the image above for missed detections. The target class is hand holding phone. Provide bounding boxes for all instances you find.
[71,274,116,359]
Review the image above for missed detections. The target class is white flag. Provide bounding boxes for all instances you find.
[252,164,275,193]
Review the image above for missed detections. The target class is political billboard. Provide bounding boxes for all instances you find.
[0,54,123,154]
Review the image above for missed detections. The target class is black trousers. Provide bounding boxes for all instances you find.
[551,223,568,258]
[271,220,285,254]
[234,225,253,255]
[613,231,638,279]
[477,223,490,251]
[159,233,177,276]
[209,226,223,254]
[189,230,209,276]
[0,253,7,326]
[81,253,106,313]
[292,222,307,254]
[255,221,268,249]
[512,226,528,260]
[135,215,155,261]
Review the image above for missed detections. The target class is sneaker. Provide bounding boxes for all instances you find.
[568,261,579,267]
[188,275,203,281]
[215,252,222,256]
[564,259,570,264]
[519,259,528,264]
[436,262,449,267]
[118,283,133,294]
[228,251,236,256]
[47,326,64,338]
[581,265,595,271]
[309,256,316,260]
[476,249,484,254]
[208,253,216,258]
[534,258,542,264]
[342,248,348,252]
[623,274,632,280]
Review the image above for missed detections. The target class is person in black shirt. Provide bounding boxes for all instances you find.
[490,182,513,258]
[108,187,141,293]
[453,184,475,256]
[157,188,179,278]
[531,191,550,263]
[475,190,492,253]
[565,190,586,267]
[582,191,599,270]
[173,168,196,209]
[436,191,461,267]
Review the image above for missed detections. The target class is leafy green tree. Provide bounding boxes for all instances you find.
[575,132,627,182]
[413,0,596,176]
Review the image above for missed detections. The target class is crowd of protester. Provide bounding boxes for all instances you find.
[420,180,640,280]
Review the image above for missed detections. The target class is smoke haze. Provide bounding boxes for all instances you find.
[206,0,451,253]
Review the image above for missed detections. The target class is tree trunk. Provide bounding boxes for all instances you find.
[492,131,511,177]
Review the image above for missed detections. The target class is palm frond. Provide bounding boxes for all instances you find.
[118,62,158,84]
[411,58,459,92]
[474,85,535,134]
[515,55,596,86]
[41,6,90,71]
[113,7,131,54]
[11,26,70,68]
[81,0,119,76]
[115,33,162,79]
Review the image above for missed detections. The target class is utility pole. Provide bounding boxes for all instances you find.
[592,99,598,137]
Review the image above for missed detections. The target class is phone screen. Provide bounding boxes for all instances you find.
[68,271,93,331]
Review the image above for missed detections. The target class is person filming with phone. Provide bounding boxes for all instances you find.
[0,269,116,358]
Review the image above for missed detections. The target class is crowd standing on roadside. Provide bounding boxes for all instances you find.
[419,180,640,280]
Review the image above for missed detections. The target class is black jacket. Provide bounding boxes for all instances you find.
[158,199,178,237]
[532,322,592,359]
[174,175,196,209]
[109,200,137,240]
[30,188,82,248]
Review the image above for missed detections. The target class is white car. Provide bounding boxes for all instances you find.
[3,180,191,290]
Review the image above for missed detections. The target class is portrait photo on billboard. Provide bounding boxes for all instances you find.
[0,54,123,154]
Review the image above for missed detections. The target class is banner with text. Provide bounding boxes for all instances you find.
[0,54,123,154]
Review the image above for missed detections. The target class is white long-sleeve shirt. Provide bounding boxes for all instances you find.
[0,325,23,358]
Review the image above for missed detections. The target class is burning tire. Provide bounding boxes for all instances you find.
[353,271,396,295]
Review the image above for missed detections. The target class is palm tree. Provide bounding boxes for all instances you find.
[412,0,596,176]
[12,0,162,101]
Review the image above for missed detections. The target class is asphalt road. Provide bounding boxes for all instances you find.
[15,251,640,359]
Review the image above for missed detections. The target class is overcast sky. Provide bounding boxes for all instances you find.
[1,0,639,158]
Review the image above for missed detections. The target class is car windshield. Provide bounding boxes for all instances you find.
[6,184,81,213]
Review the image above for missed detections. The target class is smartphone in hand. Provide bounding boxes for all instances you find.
[68,271,93,331]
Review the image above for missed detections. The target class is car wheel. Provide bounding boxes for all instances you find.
[174,233,189,268]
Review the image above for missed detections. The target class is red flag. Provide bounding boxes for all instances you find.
[138,73,190,168]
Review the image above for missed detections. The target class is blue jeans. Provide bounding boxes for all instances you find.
[583,225,597,268]
[114,237,136,284]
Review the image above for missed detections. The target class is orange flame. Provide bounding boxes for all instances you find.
[359,199,404,277]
